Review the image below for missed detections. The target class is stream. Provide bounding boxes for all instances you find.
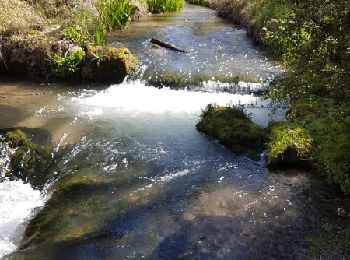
[0,4,320,259]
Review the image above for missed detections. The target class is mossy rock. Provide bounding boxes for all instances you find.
[81,46,139,83]
[0,128,55,187]
[196,104,265,160]
[21,166,151,248]
[267,123,313,169]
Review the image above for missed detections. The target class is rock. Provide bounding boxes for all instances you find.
[267,123,313,169]
[337,207,347,218]
[196,104,265,160]
[0,128,55,187]
[81,46,139,83]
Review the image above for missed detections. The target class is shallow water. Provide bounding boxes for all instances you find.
[0,4,320,260]
[112,3,282,88]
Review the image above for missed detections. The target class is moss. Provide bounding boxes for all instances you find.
[0,129,54,187]
[22,165,151,248]
[196,104,265,160]
[81,46,139,83]
[267,123,313,169]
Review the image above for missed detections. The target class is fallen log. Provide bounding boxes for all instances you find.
[150,38,185,53]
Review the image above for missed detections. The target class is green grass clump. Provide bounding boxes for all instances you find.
[51,50,86,79]
[147,0,184,13]
[196,104,265,160]
[95,0,135,45]
[267,123,313,169]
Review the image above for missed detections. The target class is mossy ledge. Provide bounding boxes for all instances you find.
[0,128,57,188]
[0,37,139,83]
[195,105,314,169]
[196,104,265,160]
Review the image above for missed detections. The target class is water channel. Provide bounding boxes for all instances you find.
[0,4,321,259]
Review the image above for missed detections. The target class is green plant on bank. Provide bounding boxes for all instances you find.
[250,0,290,30]
[95,0,135,45]
[147,0,184,13]
[51,50,86,78]
[261,0,350,192]
[267,123,313,169]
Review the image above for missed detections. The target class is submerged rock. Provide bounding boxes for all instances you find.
[0,128,56,187]
[81,46,139,83]
[21,165,151,248]
[267,123,313,169]
[196,104,265,160]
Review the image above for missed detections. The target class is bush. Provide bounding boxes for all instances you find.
[196,104,265,159]
[147,0,184,13]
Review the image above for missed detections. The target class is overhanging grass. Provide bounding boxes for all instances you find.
[148,0,184,13]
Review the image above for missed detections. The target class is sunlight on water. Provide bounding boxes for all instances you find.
[74,80,260,113]
[0,180,47,258]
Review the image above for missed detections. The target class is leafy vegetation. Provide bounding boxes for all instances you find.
[147,0,184,13]
[196,104,265,160]
[51,50,86,79]
[262,0,350,193]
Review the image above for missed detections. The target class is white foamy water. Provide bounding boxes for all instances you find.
[0,180,47,258]
[74,80,260,113]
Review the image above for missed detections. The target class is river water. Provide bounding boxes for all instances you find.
[0,4,320,259]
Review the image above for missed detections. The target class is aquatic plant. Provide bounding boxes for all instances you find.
[147,0,184,13]
[196,104,264,159]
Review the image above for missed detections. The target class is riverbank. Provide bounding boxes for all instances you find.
[190,0,350,257]
[0,0,146,83]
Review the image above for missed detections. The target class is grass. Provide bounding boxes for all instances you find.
[267,123,313,169]
[0,0,45,34]
[147,0,184,13]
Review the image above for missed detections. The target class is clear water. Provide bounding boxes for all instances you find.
[112,3,282,88]
[0,4,319,260]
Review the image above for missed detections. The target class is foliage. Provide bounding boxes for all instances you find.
[249,0,290,30]
[95,0,135,45]
[147,0,184,13]
[263,0,350,192]
[267,123,313,169]
[51,50,86,79]
[196,104,265,159]
[63,8,97,46]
